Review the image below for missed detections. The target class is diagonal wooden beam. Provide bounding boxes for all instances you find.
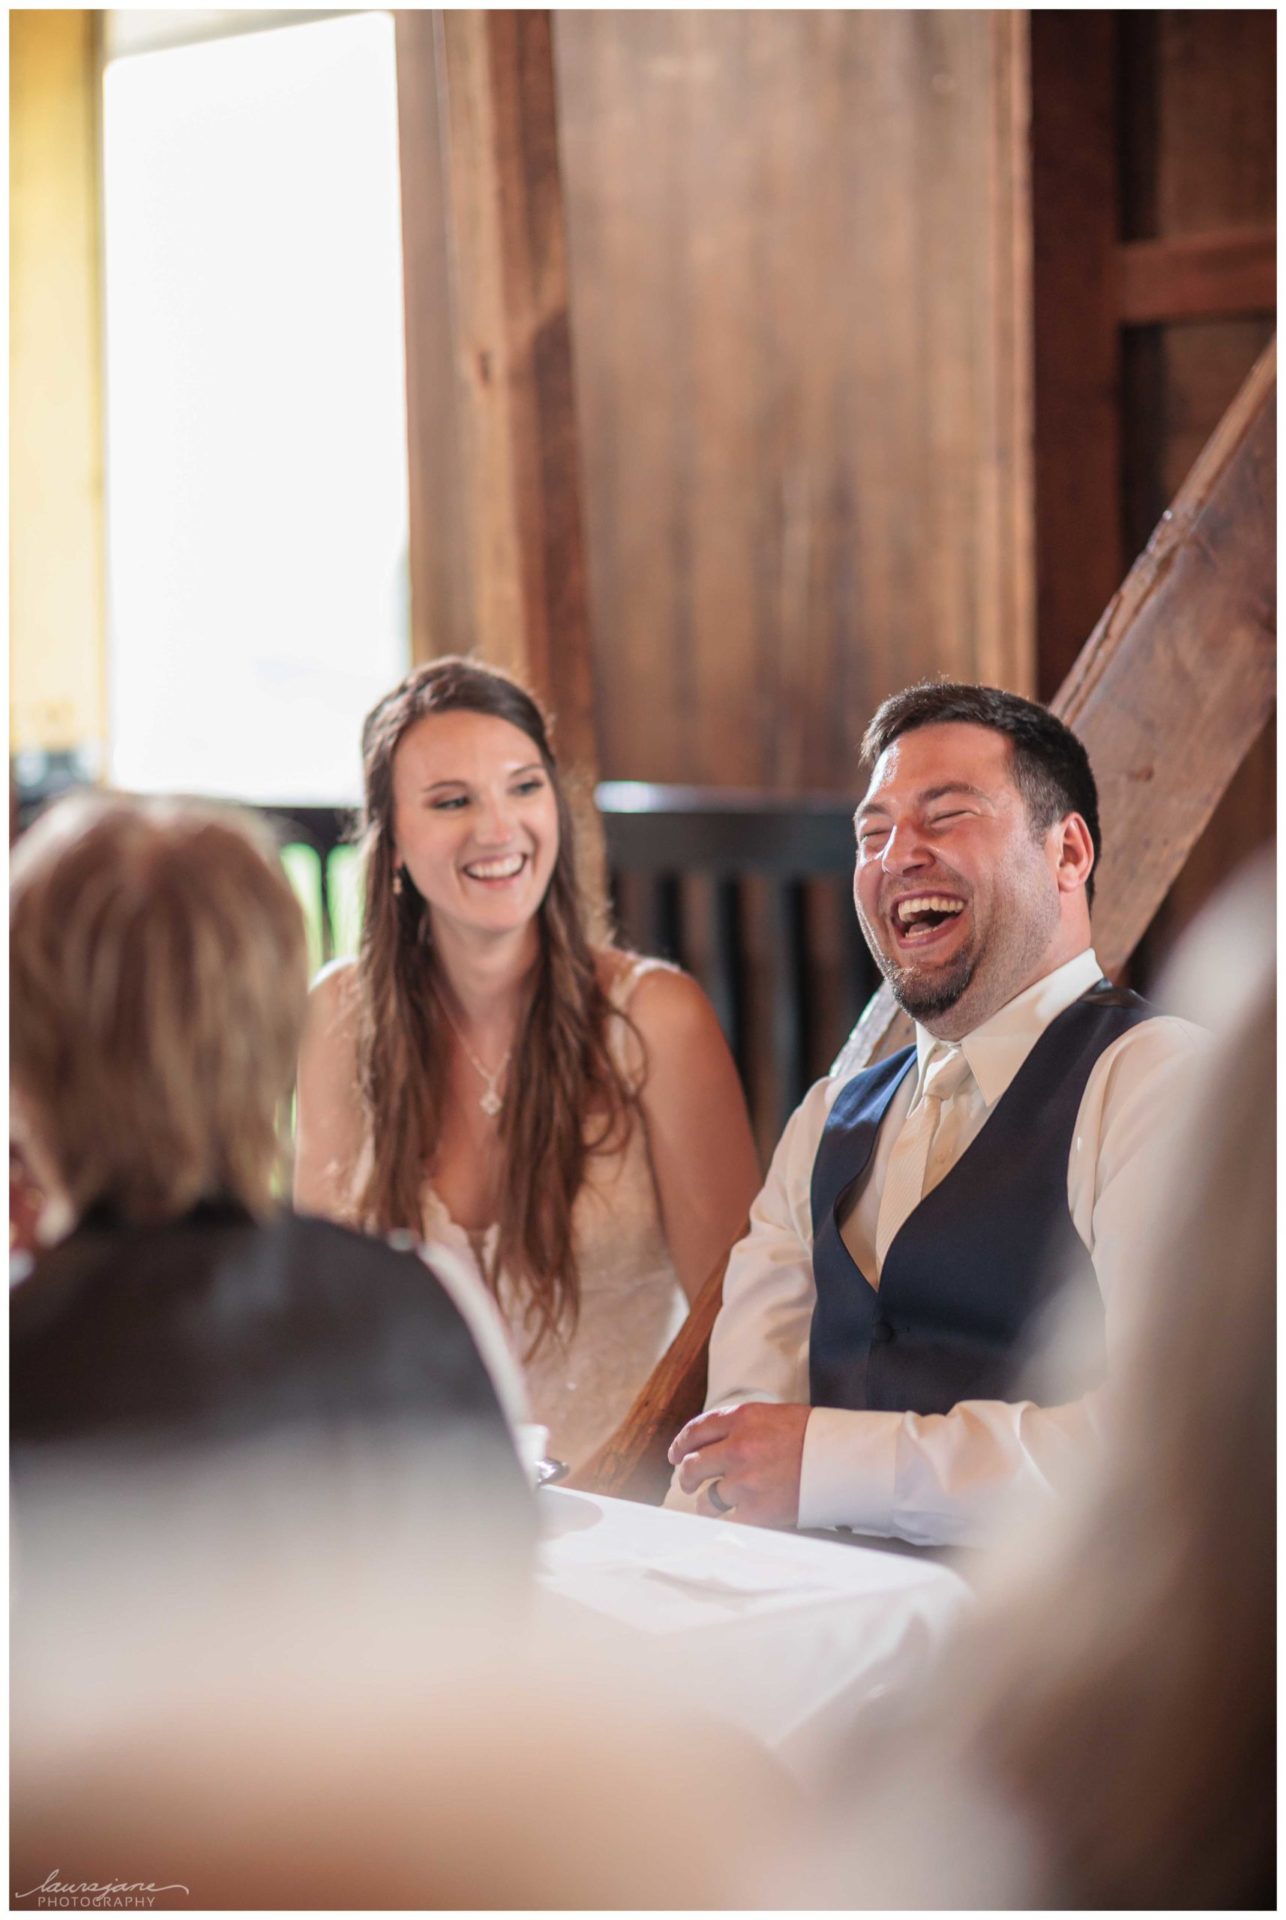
[1053,336,1276,972]
[832,333,1275,1081]
[576,334,1276,1504]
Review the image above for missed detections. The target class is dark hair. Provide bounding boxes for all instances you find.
[860,683,1101,907]
[353,655,635,1353]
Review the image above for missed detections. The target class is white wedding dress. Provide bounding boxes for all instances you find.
[421,958,688,1469]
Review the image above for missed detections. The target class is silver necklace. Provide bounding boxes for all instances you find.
[436,994,511,1118]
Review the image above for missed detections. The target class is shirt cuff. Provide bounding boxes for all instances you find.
[798,1405,902,1533]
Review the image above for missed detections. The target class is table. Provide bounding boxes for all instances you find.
[533,1487,972,1782]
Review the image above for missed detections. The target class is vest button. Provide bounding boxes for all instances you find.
[872,1319,895,1344]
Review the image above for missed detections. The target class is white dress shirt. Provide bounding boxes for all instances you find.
[687,950,1204,1545]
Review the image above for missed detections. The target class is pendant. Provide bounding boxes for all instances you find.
[479,1087,503,1118]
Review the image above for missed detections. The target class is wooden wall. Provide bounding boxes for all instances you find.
[552,11,1034,791]
[1129,11,1275,973]
[1031,10,1275,979]
[394,9,1272,999]
[1118,10,1275,561]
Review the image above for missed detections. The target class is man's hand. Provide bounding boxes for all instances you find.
[668,1402,811,1528]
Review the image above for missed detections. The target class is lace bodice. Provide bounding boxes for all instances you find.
[421,957,687,1468]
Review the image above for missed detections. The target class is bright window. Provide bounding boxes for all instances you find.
[102,12,410,805]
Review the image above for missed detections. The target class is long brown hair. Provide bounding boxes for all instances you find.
[352,656,635,1350]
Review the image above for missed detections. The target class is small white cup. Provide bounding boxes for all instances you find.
[514,1423,550,1488]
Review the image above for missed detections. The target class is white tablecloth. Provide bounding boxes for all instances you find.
[533,1488,971,1781]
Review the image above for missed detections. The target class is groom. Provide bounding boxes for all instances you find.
[669,683,1201,1545]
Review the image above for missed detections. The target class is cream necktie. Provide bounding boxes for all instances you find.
[875,1044,973,1270]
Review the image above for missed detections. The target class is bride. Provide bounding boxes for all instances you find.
[295,656,761,1468]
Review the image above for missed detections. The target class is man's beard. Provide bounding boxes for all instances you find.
[857,893,983,1025]
[857,894,980,1023]
[880,946,978,1022]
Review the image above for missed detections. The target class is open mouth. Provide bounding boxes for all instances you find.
[889,893,966,947]
[462,853,528,884]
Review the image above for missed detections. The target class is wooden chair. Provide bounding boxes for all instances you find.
[572,336,1277,1505]
[599,785,880,1157]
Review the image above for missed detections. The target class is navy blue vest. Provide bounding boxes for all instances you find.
[809,982,1155,1416]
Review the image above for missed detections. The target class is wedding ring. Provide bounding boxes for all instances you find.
[707,1478,734,1514]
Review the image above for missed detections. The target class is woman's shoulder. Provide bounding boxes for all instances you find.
[595,946,681,1004]
[592,948,717,1036]
[301,957,361,1056]
[311,954,359,998]
[308,955,361,1014]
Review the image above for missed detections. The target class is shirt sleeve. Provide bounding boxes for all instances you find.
[797,1015,1206,1544]
[704,1074,837,1405]
[798,1395,1107,1542]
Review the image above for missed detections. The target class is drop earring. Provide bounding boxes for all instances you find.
[392,867,405,897]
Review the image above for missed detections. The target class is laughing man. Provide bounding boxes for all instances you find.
[669,683,1202,1545]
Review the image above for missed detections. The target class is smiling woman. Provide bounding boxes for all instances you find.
[390,710,562,952]
[294,657,763,1469]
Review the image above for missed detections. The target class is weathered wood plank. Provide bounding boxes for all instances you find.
[1117,227,1276,325]
[1053,335,1276,977]
[1141,10,1276,240]
[1116,10,1276,971]
[566,1248,729,1502]
[395,9,599,785]
[393,13,470,668]
[584,335,1276,1503]
[1029,10,1123,700]
[553,10,1035,790]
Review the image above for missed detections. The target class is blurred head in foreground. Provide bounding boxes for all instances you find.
[978,946,1274,1907]
[770,853,1275,1910]
[11,1657,790,1912]
[11,790,307,1233]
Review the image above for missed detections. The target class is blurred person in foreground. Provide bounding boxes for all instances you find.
[8,802,786,1910]
[10,791,533,1560]
[11,1655,791,1911]
[744,854,1274,1910]
[670,683,1204,1543]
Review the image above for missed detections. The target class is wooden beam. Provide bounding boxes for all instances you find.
[1029,11,1123,701]
[1054,335,1276,975]
[1117,226,1276,326]
[394,12,470,672]
[839,338,1275,1067]
[395,10,600,786]
[567,1247,731,1504]
[980,8,1038,702]
[581,335,1276,1504]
